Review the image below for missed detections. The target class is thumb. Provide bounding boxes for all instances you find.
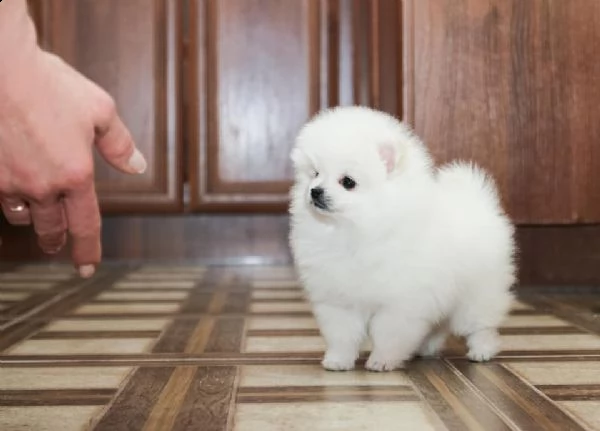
[93,97,147,175]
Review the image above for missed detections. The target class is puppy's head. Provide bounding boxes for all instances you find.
[290,106,428,221]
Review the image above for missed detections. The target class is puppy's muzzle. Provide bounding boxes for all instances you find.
[310,187,329,210]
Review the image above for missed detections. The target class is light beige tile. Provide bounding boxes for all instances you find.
[0,291,30,301]
[252,280,301,289]
[249,266,296,276]
[136,265,206,273]
[245,336,325,353]
[96,291,189,301]
[125,273,202,281]
[43,318,170,332]
[0,273,71,281]
[16,264,74,273]
[247,317,319,330]
[0,406,101,431]
[0,367,131,389]
[72,303,180,315]
[251,290,305,300]
[500,334,600,351]
[113,280,197,289]
[560,401,600,430]
[250,302,312,313]
[510,300,533,310]
[234,402,438,431]
[240,365,411,387]
[0,281,57,290]
[501,315,571,328]
[507,362,600,385]
[8,338,154,355]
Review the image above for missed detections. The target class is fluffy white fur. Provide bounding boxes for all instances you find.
[288,106,516,372]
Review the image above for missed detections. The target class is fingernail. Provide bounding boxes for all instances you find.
[79,265,95,278]
[128,148,147,174]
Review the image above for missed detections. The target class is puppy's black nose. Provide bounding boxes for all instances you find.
[311,187,324,200]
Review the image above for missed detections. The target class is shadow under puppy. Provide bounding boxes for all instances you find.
[289,106,516,371]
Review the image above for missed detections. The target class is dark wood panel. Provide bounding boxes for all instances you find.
[404,0,600,224]
[337,0,403,114]
[188,0,331,211]
[32,0,183,212]
[0,215,292,265]
[3,215,600,285]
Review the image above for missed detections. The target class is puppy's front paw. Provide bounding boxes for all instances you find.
[466,329,500,362]
[365,355,404,372]
[322,352,356,371]
[467,343,498,362]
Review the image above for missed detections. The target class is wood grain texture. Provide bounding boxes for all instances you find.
[2,266,600,430]
[0,270,126,352]
[31,0,183,212]
[92,367,174,431]
[171,367,237,431]
[187,0,329,211]
[451,362,586,430]
[0,389,114,406]
[142,366,197,431]
[406,360,511,431]
[203,317,245,353]
[236,385,419,403]
[537,384,600,401]
[404,0,600,223]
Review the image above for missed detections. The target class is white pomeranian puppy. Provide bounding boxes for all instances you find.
[288,106,516,372]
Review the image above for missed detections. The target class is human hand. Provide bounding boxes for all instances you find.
[0,48,146,278]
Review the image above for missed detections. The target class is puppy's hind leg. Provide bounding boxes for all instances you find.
[313,303,368,371]
[450,283,513,362]
[417,324,449,358]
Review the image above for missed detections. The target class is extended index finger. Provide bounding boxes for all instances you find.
[63,182,102,278]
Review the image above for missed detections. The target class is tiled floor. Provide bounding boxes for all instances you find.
[1,264,600,430]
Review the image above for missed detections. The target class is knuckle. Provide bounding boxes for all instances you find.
[36,226,66,237]
[95,91,117,121]
[62,165,94,188]
[28,183,53,202]
[107,135,133,160]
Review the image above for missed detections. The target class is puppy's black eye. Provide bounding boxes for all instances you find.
[340,176,356,190]
[314,171,319,178]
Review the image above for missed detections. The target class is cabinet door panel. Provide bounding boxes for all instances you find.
[188,0,330,211]
[33,0,182,212]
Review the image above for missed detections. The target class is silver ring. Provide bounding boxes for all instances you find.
[8,204,25,212]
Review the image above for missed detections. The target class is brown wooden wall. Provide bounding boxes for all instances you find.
[23,0,600,222]
[6,0,600,283]
[405,0,600,224]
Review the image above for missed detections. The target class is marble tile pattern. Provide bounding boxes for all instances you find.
[0,263,599,430]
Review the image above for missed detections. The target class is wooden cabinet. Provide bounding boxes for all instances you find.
[186,0,323,211]
[26,0,600,222]
[31,0,183,213]
[185,0,404,211]
[403,0,600,224]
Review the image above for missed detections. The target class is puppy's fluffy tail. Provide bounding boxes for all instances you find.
[436,161,504,212]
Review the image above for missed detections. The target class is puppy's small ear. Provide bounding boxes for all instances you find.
[378,143,400,174]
